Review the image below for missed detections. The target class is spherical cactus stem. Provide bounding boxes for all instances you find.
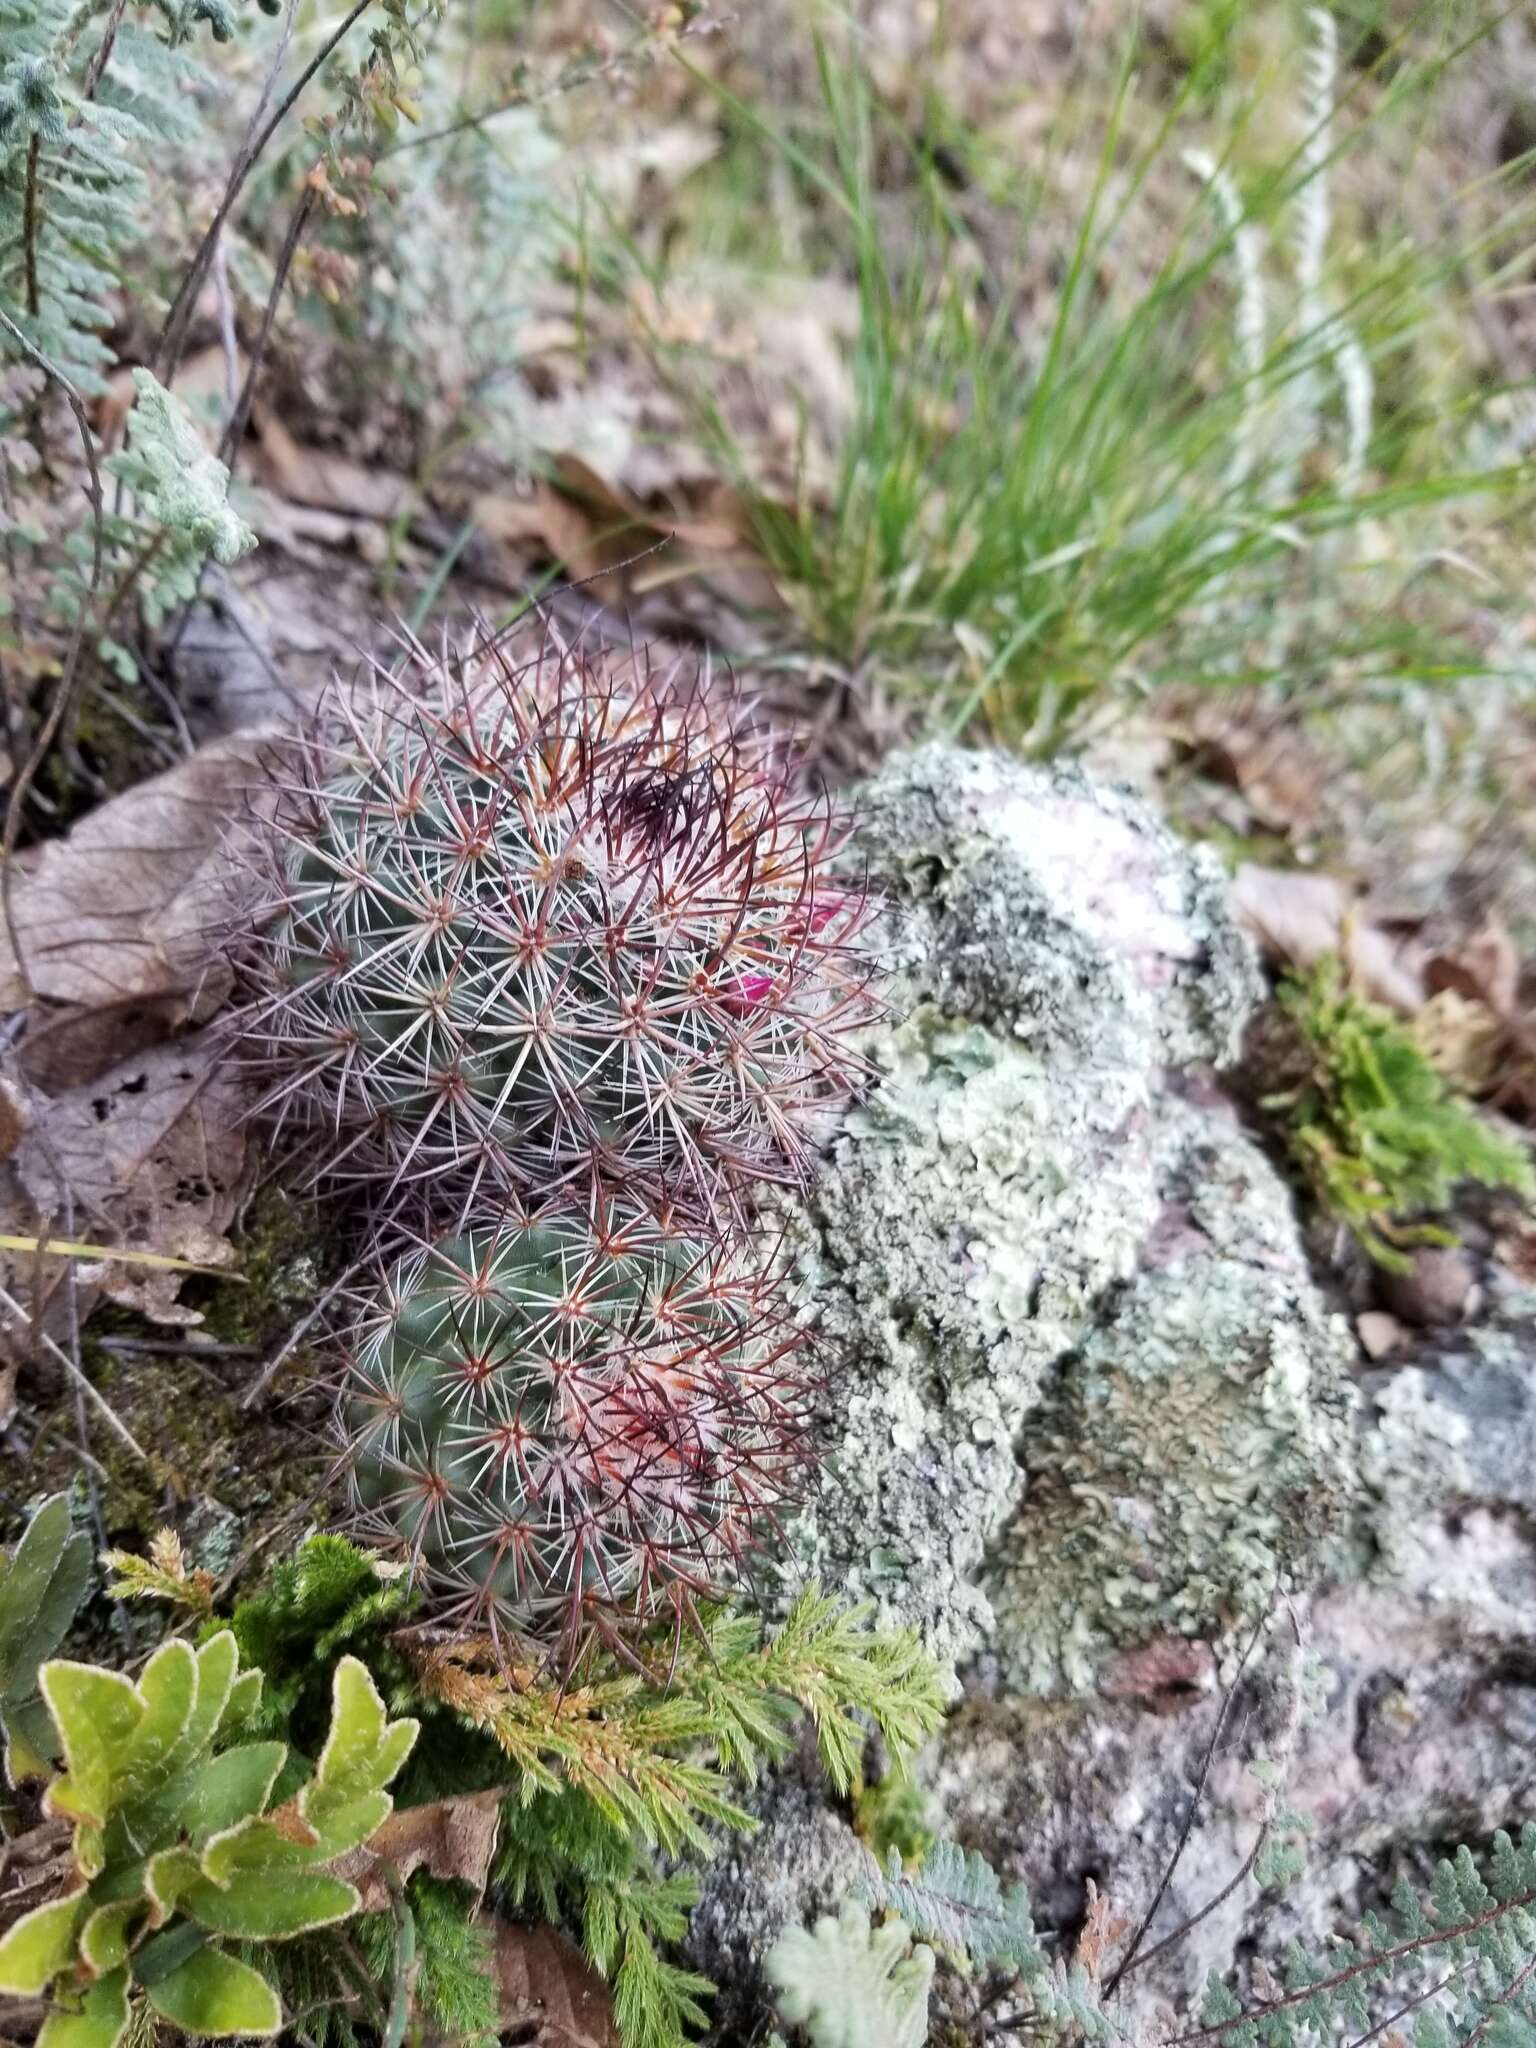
[239,632,880,1226]
[341,1196,818,1664]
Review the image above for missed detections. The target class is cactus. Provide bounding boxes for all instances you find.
[342,1199,816,1650]
[0,1636,417,2046]
[246,636,876,1221]
[0,1494,91,1785]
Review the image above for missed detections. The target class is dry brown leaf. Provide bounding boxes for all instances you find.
[1184,702,1324,836]
[1230,865,1427,1014]
[0,737,273,1048]
[8,1031,248,1327]
[333,1790,505,1912]
[1073,1879,1132,1981]
[0,1080,24,1163]
[487,1920,619,2048]
[554,454,750,555]
[1425,916,1521,1017]
[1414,989,1504,1093]
[468,486,607,584]
[251,409,418,524]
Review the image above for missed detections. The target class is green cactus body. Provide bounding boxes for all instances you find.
[254,646,874,1219]
[344,1203,814,1643]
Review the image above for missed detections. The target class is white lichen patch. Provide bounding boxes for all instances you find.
[984,1097,1357,1695]
[783,745,1355,1689]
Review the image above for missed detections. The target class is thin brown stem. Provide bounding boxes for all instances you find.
[154,0,375,382]
[1104,1606,1272,1999]
[1168,1890,1536,2045]
[1121,1599,1308,1989]
[217,183,316,471]
[77,0,131,105]
[382,9,732,159]
[22,135,42,316]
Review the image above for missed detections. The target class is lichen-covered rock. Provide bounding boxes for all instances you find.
[985,1094,1357,1693]
[782,744,1354,1687]
[928,1288,1536,2026]
[683,1738,873,2037]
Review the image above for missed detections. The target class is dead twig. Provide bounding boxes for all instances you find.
[154,0,375,383]
[1104,1602,1276,2000]
[0,1280,148,1463]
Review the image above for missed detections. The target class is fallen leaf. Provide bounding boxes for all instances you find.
[0,1079,24,1163]
[9,1032,248,1327]
[1425,916,1521,1017]
[1414,989,1503,1094]
[1184,701,1324,836]
[251,409,418,524]
[467,486,607,584]
[1073,1879,1132,1981]
[0,737,274,1060]
[1231,865,1427,1014]
[554,454,754,555]
[169,565,378,741]
[486,1920,619,2048]
[334,1790,505,1912]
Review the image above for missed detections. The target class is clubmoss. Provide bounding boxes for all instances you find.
[1265,955,1533,1268]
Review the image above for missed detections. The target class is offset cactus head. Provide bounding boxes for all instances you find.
[247,635,877,1220]
[342,1199,816,1652]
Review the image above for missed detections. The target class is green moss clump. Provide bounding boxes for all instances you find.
[1266,955,1533,1269]
[188,1181,331,1350]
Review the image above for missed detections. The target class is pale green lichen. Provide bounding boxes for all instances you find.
[985,1098,1357,1695]
[1356,1291,1536,1613]
[783,745,1353,1690]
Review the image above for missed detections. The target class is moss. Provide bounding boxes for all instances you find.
[1263,955,1533,1268]
[184,1180,331,1349]
[12,1186,337,1565]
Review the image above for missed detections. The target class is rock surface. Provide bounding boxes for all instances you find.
[692,744,1536,2038]
[778,743,1353,1688]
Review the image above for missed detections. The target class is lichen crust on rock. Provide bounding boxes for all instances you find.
[781,743,1354,1689]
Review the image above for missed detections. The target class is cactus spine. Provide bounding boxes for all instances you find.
[344,1201,814,1644]
[251,638,874,1223]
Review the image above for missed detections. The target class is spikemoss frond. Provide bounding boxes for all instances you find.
[1267,954,1532,1267]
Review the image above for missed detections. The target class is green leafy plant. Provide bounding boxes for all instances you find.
[1266,954,1533,1266]
[427,1587,947,2048]
[768,1899,935,2048]
[860,1839,1111,2037]
[1196,1826,1536,2048]
[0,1632,417,2045]
[0,1492,90,1783]
[0,0,229,407]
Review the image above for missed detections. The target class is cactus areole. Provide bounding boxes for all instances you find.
[344,1204,816,1646]
[252,638,876,1220]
